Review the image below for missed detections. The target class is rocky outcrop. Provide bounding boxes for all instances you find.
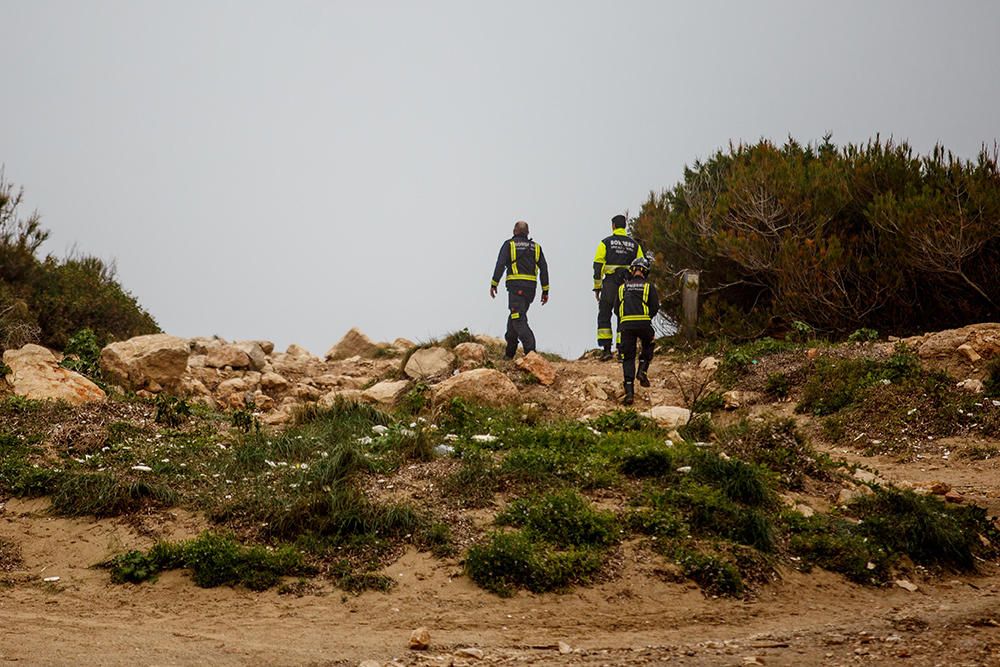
[431,368,519,407]
[2,344,106,406]
[910,323,1000,360]
[326,328,379,361]
[403,347,455,380]
[100,334,189,391]
[516,351,556,386]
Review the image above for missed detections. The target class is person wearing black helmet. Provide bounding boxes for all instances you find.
[490,220,550,359]
[593,214,644,361]
[614,256,659,405]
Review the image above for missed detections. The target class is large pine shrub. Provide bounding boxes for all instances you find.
[634,137,1000,338]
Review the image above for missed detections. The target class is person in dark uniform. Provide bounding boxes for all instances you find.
[614,256,658,406]
[593,214,643,361]
[490,220,550,359]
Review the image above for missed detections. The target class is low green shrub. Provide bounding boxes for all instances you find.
[852,488,998,571]
[715,418,831,489]
[785,512,889,584]
[672,546,744,597]
[59,328,102,378]
[798,343,922,415]
[154,395,191,427]
[49,472,176,517]
[464,530,604,596]
[497,490,620,548]
[590,410,658,433]
[692,392,725,413]
[107,532,311,590]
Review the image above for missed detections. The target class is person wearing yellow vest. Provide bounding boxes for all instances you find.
[614,257,659,405]
[490,220,550,359]
[593,214,643,361]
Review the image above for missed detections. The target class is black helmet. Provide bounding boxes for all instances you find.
[630,256,652,276]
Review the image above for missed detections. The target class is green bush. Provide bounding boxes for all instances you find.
[634,136,1000,337]
[673,546,744,597]
[797,344,921,415]
[59,328,102,378]
[496,490,620,548]
[1,175,159,349]
[851,488,998,571]
[715,418,830,489]
[464,530,604,596]
[107,532,311,590]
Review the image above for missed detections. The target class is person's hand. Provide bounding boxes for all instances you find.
[594,290,600,302]
[490,286,497,299]
[541,292,549,305]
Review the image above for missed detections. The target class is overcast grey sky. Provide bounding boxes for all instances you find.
[2,1,998,357]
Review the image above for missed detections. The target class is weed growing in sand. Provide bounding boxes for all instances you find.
[154,395,191,427]
[715,418,833,489]
[851,488,999,571]
[985,358,1000,398]
[716,337,799,385]
[107,532,312,590]
[464,530,605,597]
[49,471,177,517]
[797,343,922,415]
[496,490,620,548]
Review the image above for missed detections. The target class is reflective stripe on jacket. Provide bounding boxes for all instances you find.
[492,234,550,291]
[616,277,660,323]
[593,228,643,289]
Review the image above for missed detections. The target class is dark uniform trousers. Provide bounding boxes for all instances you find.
[620,322,654,384]
[505,282,537,358]
[597,270,627,349]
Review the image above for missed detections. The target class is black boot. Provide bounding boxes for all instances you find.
[599,346,613,361]
[623,382,634,406]
[637,361,650,387]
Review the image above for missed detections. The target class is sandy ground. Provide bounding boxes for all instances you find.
[2,355,999,666]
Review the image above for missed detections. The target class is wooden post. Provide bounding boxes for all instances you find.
[680,270,700,344]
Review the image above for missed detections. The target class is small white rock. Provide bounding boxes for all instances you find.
[130,465,153,472]
[371,425,389,436]
[558,641,572,654]
[676,466,692,474]
[43,576,60,583]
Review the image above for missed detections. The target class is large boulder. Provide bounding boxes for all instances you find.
[361,379,410,406]
[431,368,519,407]
[403,347,455,380]
[233,341,269,371]
[204,344,252,370]
[2,344,106,406]
[326,328,379,361]
[516,351,556,386]
[454,342,487,370]
[100,334,189,391]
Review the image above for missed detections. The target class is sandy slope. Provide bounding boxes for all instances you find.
[2,354,999,666]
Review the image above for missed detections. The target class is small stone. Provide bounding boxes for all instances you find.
[957,378,985,393]
[699,356,719,370]
[558,641,572,654]
[742,657,765,665]
[516,351,557,386]
[894,579,919,592]
[957,343,982,363]
[43,576,60,583]
[806,348,820,360]
[676,466,692,474]
[944,490,964,504]
[928,481,951,495]
[454,647,484,659]
[408,627,431,650]
[358,661,381,667]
